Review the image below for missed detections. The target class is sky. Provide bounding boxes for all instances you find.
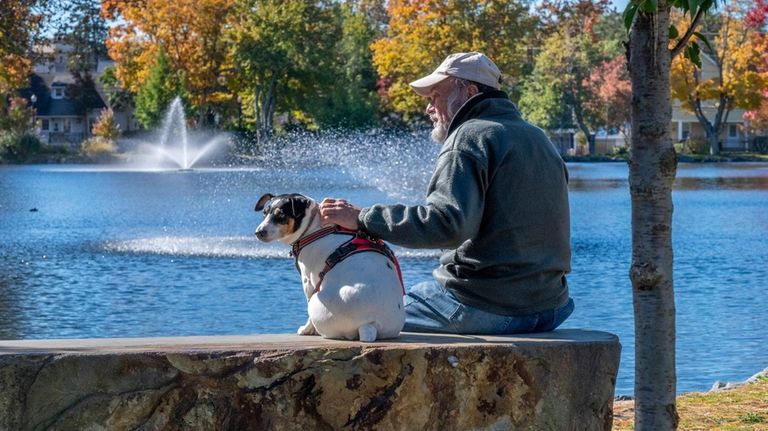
[612,0,629,11]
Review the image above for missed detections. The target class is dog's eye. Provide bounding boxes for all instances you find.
[272,212,287,223]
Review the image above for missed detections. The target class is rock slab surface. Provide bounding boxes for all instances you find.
[0,330,620,430]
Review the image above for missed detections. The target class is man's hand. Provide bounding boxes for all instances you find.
[319,198,361,230]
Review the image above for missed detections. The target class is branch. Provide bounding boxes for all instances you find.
[670,7,706,60]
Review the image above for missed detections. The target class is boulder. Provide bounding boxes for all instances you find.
[0,329,620,430]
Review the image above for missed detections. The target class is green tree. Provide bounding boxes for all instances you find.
[308,3,380,128]
[61,0,108,74]
[225,0,340,137]
[134,49,186,129]
[99,67,134,112]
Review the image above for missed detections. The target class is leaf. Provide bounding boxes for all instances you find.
[669,24,679,39]
[639,0,658,13]
[684,42,702,68]
[623,2,639,31]
[687,0,702,13]
[693,31,714,53]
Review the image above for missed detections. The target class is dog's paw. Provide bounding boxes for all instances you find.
[297,323,317,336]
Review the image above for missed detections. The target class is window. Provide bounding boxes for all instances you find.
[53,122,59,132]
[41,120,49,131]
[729,124,739,138]
[53,87,64,98]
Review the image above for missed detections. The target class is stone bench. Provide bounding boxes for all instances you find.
[0,329,620,430]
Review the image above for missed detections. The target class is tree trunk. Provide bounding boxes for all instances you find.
[628,4,679,430]
[706,131,719,155]
[262,73,277,136]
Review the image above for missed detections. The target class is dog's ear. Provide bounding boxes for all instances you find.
[255,193,274,212]
[286,194,312,217]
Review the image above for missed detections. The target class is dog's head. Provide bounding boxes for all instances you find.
[254,193,317,243]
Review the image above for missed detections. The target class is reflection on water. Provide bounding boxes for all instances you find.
[568,162,768,191]
[0,159,767,395]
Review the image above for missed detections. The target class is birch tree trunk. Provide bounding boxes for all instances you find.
[627,3,679,430]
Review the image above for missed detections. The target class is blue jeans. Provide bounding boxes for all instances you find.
[403,279,574,335]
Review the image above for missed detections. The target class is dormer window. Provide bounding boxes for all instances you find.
[52,86,65,99]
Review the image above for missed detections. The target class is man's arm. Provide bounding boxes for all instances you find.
[359,149,487,249]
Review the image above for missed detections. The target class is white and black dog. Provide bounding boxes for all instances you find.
[254,193,405,342]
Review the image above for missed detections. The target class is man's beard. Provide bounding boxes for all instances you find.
[430,120,449,144]
[430,88,468,144]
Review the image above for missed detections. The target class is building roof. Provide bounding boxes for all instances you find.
[20,73,107,118]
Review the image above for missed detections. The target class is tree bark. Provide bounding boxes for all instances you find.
[628,4,679,430]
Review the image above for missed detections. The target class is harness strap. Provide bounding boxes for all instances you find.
[291,226,405,296]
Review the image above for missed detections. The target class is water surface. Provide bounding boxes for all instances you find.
[1,154,766,395]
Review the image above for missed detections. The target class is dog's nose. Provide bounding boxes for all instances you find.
[255,229,267,240]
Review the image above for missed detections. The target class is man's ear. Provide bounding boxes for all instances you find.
[467,83,480,97]
[255,193,274,211]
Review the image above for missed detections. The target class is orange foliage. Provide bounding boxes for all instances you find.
[670,2,768,114]
[102,0,234,113]
[0,0,41,94]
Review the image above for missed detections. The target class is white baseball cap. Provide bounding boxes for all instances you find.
[410,52,502,97]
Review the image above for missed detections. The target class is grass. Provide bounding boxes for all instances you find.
[613,378,768,430]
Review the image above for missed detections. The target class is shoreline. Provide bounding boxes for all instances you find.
[614,366,768,400]
[3,153,768,166]
[613,367,768,429]
[563,152,768,163]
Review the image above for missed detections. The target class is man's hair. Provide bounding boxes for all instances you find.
[454,78,499,94]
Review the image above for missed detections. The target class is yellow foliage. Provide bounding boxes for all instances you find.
[103,0,234,111]
[371,0,536,119]
[81,137,117,159]
[91,109,120,141]
[670,2,768,114]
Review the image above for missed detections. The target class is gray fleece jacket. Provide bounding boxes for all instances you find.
[358,90,571,316]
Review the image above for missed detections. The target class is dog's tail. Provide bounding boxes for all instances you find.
[358,323,377,342]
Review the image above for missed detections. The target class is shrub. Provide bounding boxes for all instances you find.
[0,132,43,162]
[681,136,709,154]
[81,136,117,161]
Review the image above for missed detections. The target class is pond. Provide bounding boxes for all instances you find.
[0,136,766,395]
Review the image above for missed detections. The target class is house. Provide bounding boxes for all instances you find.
[670,53,748,151]
[21,37,140,148]
[21,74,106,148]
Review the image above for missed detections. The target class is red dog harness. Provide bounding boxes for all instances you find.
[291,226,405,295]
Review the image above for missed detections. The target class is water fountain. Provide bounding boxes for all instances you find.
[138,97,229,170]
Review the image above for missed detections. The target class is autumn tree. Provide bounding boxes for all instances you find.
[103,0,234,127]
[1,1,35,96]
[743,1,768,137]
[81,108,119,160]
[583,55,632,137]
[518,2,628,151]
[623,0,723,427]
[670,0,768,154]
[370,0,537,120]
[0,0,48,130]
